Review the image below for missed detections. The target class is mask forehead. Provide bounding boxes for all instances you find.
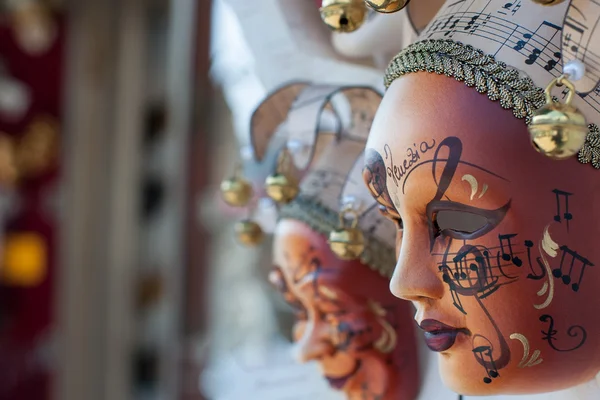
[366,75,522,212]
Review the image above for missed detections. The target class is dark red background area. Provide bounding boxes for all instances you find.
[0,14,65,400]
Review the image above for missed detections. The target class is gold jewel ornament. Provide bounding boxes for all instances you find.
[220,164,253,207]
[320,0,367,33]
[528,76,588,160]
[364,0,409,13]
[530,0,565,6]
[328,207,365,260]
[265,149,299,204]
[234,219,264,246]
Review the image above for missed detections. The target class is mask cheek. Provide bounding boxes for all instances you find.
[332,316,387,355]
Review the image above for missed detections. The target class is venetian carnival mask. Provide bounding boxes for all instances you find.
[224,82,420,399]
[270,219,418,400]
[363,0,600,396]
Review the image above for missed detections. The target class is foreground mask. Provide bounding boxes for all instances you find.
[227,82,420,399]
[364,0,600,396]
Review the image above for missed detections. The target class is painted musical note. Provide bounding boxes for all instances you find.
[552,189,573,229]
[441,265,467,315]
[540,314,587,352]
[551,246,594,292]
[524,240,546,280]
[498,234,523,267]
[452,252,468,281]
[472,345,500,384]
[452,245,501,298]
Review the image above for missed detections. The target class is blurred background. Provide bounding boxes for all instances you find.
[0,0,387,399]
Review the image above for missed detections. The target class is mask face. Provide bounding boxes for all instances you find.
[364,72,600,395]
[271,219,419,400]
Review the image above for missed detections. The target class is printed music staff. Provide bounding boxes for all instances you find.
[562,0,600,93]
[425,0,600,110]
[497,0,521,16]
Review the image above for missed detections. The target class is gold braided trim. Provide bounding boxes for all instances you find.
[384,39,546,124]
[384,38,600,167]
[579,124,600,169]
[278,194,396,279]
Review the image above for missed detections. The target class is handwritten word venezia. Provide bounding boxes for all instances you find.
[385,140,436,187]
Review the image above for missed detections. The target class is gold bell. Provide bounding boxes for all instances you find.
[265,173,299,204]
[364,0,409,13]
[220,165,253,207]
[328,207,365,260]
[235,219,264,246]
[265,149,299,203]
[529,76,588,160]
[320,0,367,33]
[530,0,565,5]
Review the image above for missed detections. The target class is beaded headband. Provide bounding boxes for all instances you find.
[383,0,600,167]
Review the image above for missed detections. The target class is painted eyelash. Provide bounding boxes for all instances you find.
[431,212,442,239]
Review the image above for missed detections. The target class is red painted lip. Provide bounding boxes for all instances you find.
[324,361,361,390]
[419,319,470,352]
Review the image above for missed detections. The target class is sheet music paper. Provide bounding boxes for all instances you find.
[251,82,310,161]
[286,85,383,170]
[421,0,600,125]
[299,139,365,209]
[562,0,600,94]
[284,85,392,245]
[286,84,343,170]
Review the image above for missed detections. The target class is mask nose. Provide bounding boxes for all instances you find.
[389,228,445,302]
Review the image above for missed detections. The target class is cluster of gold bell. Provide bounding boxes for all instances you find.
[220,165,264,246]
[328,206,365,260]
[528,76,588,160]
[319,0,408,33]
